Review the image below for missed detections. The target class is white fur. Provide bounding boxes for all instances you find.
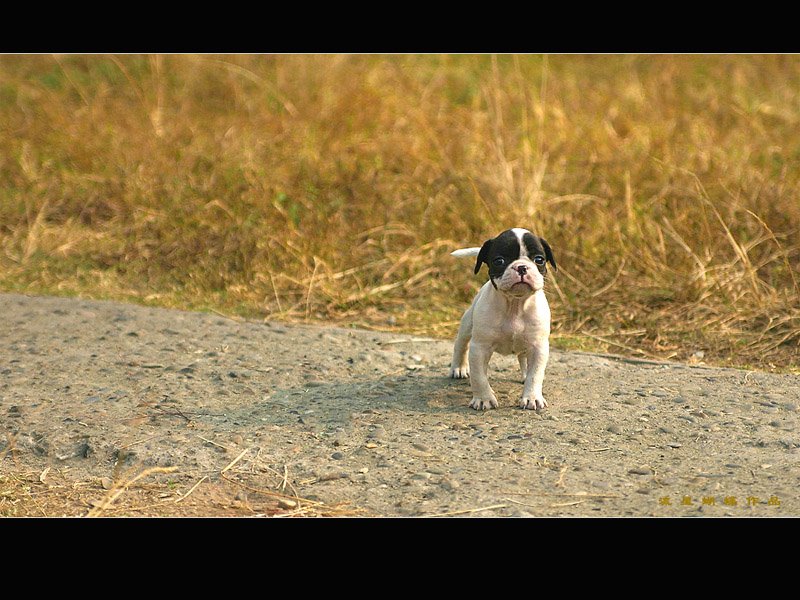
[449,229,551,410]
[450,247,481,258]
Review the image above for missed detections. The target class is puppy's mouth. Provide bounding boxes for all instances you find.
[490,263,542,295]
[502,278,538,296]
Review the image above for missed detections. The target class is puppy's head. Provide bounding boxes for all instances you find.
[474,228,556,297]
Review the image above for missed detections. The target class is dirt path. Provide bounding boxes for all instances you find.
[2,292,798,517]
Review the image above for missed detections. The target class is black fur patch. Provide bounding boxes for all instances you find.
[521,231,557,275]
[474,230,557,284]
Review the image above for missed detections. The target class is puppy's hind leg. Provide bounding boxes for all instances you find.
[449,306,473,379]
[517,354,528,383]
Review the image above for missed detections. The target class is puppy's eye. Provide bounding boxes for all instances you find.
[533,256,545,265]
[492,257,505,266]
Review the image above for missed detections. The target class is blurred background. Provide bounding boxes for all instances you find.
[1,54,799,370]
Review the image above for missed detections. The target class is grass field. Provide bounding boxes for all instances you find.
[1,54,799,371]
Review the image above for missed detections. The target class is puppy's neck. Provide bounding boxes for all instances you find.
[494,287,544,312]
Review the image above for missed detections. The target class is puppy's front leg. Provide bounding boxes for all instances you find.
[468,342,498,410]
[520,340,549,410]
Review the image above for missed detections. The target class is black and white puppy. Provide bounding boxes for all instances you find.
[449,228,556,410]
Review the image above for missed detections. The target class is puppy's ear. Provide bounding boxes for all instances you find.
[474,238,494,274]
[540,238,557,272]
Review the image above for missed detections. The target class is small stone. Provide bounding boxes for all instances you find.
[628,466,651,475]
[100,477,113,490]
[368,425,387,439]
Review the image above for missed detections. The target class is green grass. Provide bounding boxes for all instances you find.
[1,54,799,370]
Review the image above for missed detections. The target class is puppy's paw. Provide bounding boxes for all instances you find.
[520,395,548,410]
[449,366,470,379]
[469,395,498,410]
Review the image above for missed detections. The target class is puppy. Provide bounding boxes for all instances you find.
[449,228,556,410]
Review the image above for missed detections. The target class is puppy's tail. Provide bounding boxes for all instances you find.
[451,247,481,258]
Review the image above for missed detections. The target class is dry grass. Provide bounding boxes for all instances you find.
[1,54,799,370]
[1,427,367,517]
[0,465,368,517]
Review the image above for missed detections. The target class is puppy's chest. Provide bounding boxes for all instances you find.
[495,315,539,355]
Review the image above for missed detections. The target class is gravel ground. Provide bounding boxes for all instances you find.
[2,292,799,517]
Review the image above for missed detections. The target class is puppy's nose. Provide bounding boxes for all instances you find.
[516,265,527,276]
